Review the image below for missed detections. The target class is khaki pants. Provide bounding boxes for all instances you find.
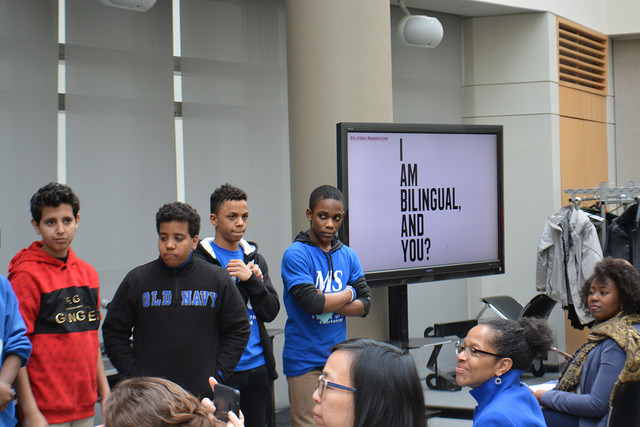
[287,369,322,427]
[51,416,94,427]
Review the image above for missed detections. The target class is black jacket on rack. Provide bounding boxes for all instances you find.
[605,202,640,271]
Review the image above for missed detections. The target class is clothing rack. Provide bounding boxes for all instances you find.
[564,181,640,243]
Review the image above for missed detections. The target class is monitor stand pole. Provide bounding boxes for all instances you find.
[388,284,409,344]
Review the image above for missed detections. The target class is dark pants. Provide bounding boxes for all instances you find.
[542,408,581,427]
[227,364,272,427]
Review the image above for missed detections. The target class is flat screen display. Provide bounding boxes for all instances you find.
[337,122,504,286]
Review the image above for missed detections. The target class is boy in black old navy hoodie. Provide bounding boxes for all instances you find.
[9,182,110,425]
[103,202,249,399]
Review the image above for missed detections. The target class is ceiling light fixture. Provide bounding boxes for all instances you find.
[99,0,157,12]
[397,0,444,48]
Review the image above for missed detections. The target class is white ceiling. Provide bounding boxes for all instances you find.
[393,0,536,17]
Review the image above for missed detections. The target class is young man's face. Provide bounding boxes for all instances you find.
[306,198,344,251]
[31,204,79,258]
[158,220,198,268]
[211,200,249,250]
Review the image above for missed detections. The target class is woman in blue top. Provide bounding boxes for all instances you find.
[456,317,552,427]
[535,257,640,427]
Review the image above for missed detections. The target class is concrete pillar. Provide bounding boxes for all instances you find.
[285,0,394,339]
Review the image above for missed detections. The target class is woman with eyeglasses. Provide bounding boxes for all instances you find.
[311,338,425,427]
[455,317,553,426]
[534,257,640,427]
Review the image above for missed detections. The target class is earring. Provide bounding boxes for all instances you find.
[494,374,502,385]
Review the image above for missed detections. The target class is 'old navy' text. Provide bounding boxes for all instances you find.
[142,290,218,308]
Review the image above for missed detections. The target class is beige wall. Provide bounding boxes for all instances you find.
[284,0,394,343]
[462,12,567,350]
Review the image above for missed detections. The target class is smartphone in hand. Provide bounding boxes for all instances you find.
[213,383,241,422]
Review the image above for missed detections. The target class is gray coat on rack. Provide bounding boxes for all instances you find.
[536,205,602,325]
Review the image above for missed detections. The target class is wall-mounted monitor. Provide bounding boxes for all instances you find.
[337,122,504,287]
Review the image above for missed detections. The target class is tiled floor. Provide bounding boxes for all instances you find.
[275,408,291,427]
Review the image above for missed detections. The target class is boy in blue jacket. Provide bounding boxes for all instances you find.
[0,259,32,427]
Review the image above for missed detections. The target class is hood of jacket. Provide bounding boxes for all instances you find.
[612,202,640,232]
[294,230,343,252]
[9,241,77,273]
[195,237,258,265]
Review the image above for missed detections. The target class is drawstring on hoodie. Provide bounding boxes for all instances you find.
[324,250,336,281]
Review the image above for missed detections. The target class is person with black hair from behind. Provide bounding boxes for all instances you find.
[103,202,250,399]
[194,183,280,427]
[455,317,553,426]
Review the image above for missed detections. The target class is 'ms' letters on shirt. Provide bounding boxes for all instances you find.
[141,290,218,308]
[315,270,343,293]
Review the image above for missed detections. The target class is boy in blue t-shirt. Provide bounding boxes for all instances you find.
[281,185,371,427]
[194,184,280,427]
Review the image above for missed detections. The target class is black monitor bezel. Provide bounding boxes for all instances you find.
[336,122,505,287]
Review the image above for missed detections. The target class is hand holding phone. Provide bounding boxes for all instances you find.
[213,382,241,423]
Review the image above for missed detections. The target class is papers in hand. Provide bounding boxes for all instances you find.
[528,380,557,392]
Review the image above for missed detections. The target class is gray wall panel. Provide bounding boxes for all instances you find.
[0,0,58,274]
[613,38,640,185]
[65,0,175,298]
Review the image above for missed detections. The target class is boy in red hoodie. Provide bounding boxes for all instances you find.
[8,182,110,426]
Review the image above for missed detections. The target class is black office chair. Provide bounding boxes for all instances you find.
[476,294,557,376]
[607,381,640,426]
[477,294,557,321]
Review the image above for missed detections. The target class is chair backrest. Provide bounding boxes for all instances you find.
[607,381,640,427]
[480,295,523,320]
[434,319,478,338]
[519,294,556,319]
[424,319,478,338]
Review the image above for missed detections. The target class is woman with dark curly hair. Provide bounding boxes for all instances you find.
[103,377,243,427]
[535,257,640,427]
[455,317,553,426]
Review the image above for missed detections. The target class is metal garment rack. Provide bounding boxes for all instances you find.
[564,181,640,244]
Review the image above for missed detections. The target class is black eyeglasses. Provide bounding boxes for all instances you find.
[317,375,356,397]
[455,341,504,358]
